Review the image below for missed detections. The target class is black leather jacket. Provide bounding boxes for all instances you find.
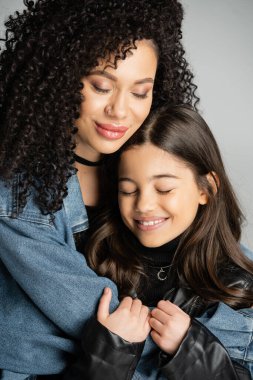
[63,272,252,380]
[159,286,251,380]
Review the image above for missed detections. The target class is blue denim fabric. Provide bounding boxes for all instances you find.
[0,371,35,380]
[0,174,119,377]
[205,244,253,377]
[0,174,252,379]
[198,304,253,376]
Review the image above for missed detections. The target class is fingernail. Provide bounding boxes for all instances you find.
[104,287,109,294]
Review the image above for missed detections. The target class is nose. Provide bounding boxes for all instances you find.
[105,91,128,120]
[135,190,155,213]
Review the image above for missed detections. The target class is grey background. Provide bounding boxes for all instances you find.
[181,0,253,250]
[0,0,252,249]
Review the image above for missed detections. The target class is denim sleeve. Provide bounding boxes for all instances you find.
[0,370,36,380]
[241,244,253,261]
[197,303,253,375]
[0,215,119,338]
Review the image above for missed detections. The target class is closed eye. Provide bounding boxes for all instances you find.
[118,190,137,196]
[92,85,110,94]
[132,92,148,99]
[157,189,173,194]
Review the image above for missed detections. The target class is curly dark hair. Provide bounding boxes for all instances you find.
[0,0,198,214]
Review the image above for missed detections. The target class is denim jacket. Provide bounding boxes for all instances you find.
[199,303,253,375]
[0,174,119,377]
[0,174,252,379]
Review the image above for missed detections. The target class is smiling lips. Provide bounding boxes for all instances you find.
[95,122,128,140]
[134,217,168,231]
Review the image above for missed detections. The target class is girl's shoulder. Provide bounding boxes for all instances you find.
[223,262,252,293]
[222,244,253,292]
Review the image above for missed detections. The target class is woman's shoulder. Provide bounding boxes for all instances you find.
[241,243,253,261]
[0,173,88,233]
[0,175,52,224]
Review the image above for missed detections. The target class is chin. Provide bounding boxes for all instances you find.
[98,145,122,155]
[140,240,163,248]
[98,137,132,154]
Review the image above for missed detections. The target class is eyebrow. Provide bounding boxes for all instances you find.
[89,70,154,84]
[118,174,179,183]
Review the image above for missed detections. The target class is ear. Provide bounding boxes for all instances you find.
[198,189,208,205]
[198,171,219,205]
[206,171,219,195]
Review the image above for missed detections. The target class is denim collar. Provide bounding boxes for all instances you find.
[63,174,89,234]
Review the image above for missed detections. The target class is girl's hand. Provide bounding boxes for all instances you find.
[97,287,151,342]
[150,300,191,354]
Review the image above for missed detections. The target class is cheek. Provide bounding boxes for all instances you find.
[118,197,124,216]
[177,192,200,221]
[166,192,199,216]
[78,97,90,118]
[118,198,126,213]
[118,197,132,220]
[133,99,153,124]
[163,196,178,212]
[80,92,107,116]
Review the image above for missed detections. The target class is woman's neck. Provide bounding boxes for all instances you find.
[74,138,102,163]
[73,142,104,206]
[76,165,101,206]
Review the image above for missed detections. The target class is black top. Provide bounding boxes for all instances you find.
[133,236,180,307]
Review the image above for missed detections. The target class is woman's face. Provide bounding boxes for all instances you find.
[75,40,158,160]
[118,143,208,248]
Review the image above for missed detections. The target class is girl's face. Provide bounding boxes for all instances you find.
[118,143,208,248]
[75,40,158,160]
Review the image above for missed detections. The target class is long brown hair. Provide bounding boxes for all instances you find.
[86,105,253,308]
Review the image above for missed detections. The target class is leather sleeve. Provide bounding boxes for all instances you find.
[159,319,251,380]
[63,318,144,380]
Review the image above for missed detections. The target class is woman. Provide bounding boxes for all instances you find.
[0,0,199,379]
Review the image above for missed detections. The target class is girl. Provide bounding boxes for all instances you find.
[69,105,253,379]
[0,1,199,379]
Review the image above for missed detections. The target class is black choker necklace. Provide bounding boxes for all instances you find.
[73,153,104,167]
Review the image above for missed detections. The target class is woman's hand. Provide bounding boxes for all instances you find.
[150,300,191,354]
[97,287,151,342]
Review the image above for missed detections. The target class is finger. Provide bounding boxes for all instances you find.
[140,305,150,322]
[151,307,169,324]
[150,329,161,345]
[149,317,164,334]
[130,298,142,315]
[117,296,133,311]
[144,317,151,335]
[157,300,181,315]
[97,287,112,321]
